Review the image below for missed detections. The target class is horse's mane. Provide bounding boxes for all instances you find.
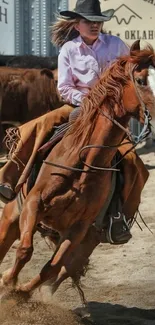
[66,45,155,147]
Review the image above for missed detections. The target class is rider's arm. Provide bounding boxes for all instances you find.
[58,46,85,106]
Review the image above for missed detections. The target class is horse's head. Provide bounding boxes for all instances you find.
[125,40,155,124]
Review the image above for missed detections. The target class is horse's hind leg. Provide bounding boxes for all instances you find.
[0,201,20,265]
[16,221,89,294]
[51,225,101,295]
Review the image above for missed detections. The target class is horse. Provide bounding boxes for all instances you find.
[0,66,61,153]
[0,40,154,299]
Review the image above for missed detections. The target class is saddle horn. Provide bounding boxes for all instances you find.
[130,40,140,53]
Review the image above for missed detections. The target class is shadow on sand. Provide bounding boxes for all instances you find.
[75,301,155,325]
[136,144,155,156]
[144,164,155,170]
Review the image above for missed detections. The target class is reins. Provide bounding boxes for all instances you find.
[78,108,151,171]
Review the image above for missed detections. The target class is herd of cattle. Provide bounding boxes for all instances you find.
[0,54,59,153]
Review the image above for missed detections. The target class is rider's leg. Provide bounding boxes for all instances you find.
[38,106,81,157]
[0,105,73,202]
[106,141,149,244]
[121,149,149,217]
[119,141,149,221]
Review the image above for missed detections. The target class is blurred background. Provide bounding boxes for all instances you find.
[0,0,154,141]
[0,0,68,56]
[1,0,154,56]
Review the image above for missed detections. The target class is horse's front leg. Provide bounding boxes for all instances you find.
[1,191,42,286]
[0,201,20,266]
[16,221,89,294]
[0,201,20,298]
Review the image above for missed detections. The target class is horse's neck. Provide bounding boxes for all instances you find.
[83,112,130,169]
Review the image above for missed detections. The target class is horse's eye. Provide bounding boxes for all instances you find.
[135,77,146,86]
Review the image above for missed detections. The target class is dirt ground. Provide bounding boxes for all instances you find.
[0,143,155,325]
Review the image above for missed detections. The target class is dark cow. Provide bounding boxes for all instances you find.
[0,54,58,70]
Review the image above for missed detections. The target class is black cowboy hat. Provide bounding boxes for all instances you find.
[60,0,114,22]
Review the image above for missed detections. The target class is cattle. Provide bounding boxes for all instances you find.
[0,66,62,153]
[0,54,58,85]
[0,54,58,70]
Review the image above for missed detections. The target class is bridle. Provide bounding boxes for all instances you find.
[128,61,152,143]
[44,62,152,173]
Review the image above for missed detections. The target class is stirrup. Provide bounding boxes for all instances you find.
[106,212,132,244]
[0,192,16,204]
[0,184,16,203]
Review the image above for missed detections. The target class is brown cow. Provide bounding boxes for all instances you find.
[0,66,60,152]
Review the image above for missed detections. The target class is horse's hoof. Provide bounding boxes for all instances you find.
[0,279,13,301]
[15,285,31,301]
[0,269,17,287]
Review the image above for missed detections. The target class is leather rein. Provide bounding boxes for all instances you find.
[44,63,152,173]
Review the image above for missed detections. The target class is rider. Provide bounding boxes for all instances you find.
[0,0,149,242]
[0,0,129,200]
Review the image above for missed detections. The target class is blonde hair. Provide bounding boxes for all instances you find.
[50,15,105,47]
[50,15,80,47]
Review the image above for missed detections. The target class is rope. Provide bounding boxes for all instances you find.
[4,127,25,169]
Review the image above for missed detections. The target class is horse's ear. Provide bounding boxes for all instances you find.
[130,40,140,53]
[40,68,54,79]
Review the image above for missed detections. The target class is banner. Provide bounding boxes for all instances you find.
[0,0,15,54]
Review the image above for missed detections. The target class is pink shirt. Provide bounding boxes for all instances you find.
[58,33,129,106]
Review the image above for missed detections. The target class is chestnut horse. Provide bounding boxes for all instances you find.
[0,41,155,298]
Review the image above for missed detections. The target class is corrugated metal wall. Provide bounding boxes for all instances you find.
[14,0,68,56]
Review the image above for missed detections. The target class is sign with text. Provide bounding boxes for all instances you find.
[68,0,155,47]
[0,0,15,54]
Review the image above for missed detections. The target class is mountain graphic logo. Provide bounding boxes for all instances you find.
[113,4,142,25]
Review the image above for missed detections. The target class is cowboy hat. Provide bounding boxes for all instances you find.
[60,0,114,22]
